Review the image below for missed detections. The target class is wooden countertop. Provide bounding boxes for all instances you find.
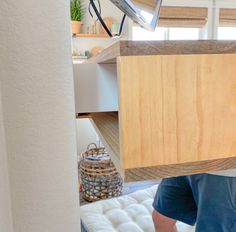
[88,40,236,64]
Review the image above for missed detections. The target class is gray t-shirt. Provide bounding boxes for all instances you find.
[208,169,236,177]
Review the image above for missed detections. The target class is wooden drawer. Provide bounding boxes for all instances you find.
[74,41,236,182]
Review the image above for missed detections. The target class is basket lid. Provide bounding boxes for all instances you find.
[85,154,110,161]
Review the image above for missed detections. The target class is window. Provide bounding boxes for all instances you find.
[132,6,206,41]
[132,26,200,41]
[132,26,167,41]
[169,28,200,40]
[218,27,236,40]
[218,8,236,40]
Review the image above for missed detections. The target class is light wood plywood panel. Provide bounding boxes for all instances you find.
[118,54,236,169]
[89,112,124,177]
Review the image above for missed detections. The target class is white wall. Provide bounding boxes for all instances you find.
[77,119,98,156]
[0,4,14,231]
[0,88,13,232]
[0,0,81,232]
[73,0,124,153]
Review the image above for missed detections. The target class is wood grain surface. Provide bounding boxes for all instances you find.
[82,42,236,181]
[88,40,236,64]
[89,112,124,177]
[88,42,120,64]
[125,157,236,182]
[118,54,236,170]
[83,109,236,182]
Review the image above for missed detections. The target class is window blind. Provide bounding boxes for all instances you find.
[158,6,208,28]
[220,8,236,27]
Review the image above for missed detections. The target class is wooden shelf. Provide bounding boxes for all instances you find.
[89,112,123,176]
[74,33,109,38]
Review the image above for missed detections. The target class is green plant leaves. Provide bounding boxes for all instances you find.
[70,0,85,21]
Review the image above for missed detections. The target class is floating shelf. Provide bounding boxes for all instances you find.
[74,33,109,38]
[76,41,236,182]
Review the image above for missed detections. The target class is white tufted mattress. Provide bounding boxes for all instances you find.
[80,184,195,232]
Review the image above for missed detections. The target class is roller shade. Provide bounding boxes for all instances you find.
[220,8,236,27]
[159,6,208,28]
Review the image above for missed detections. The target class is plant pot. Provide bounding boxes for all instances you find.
[71,21,82,35]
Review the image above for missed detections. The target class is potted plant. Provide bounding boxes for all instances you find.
[71,0,84,35]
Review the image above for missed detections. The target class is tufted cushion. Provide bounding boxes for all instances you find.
[81,185,195,232]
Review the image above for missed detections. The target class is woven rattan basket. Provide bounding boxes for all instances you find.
[79,143,123,202]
